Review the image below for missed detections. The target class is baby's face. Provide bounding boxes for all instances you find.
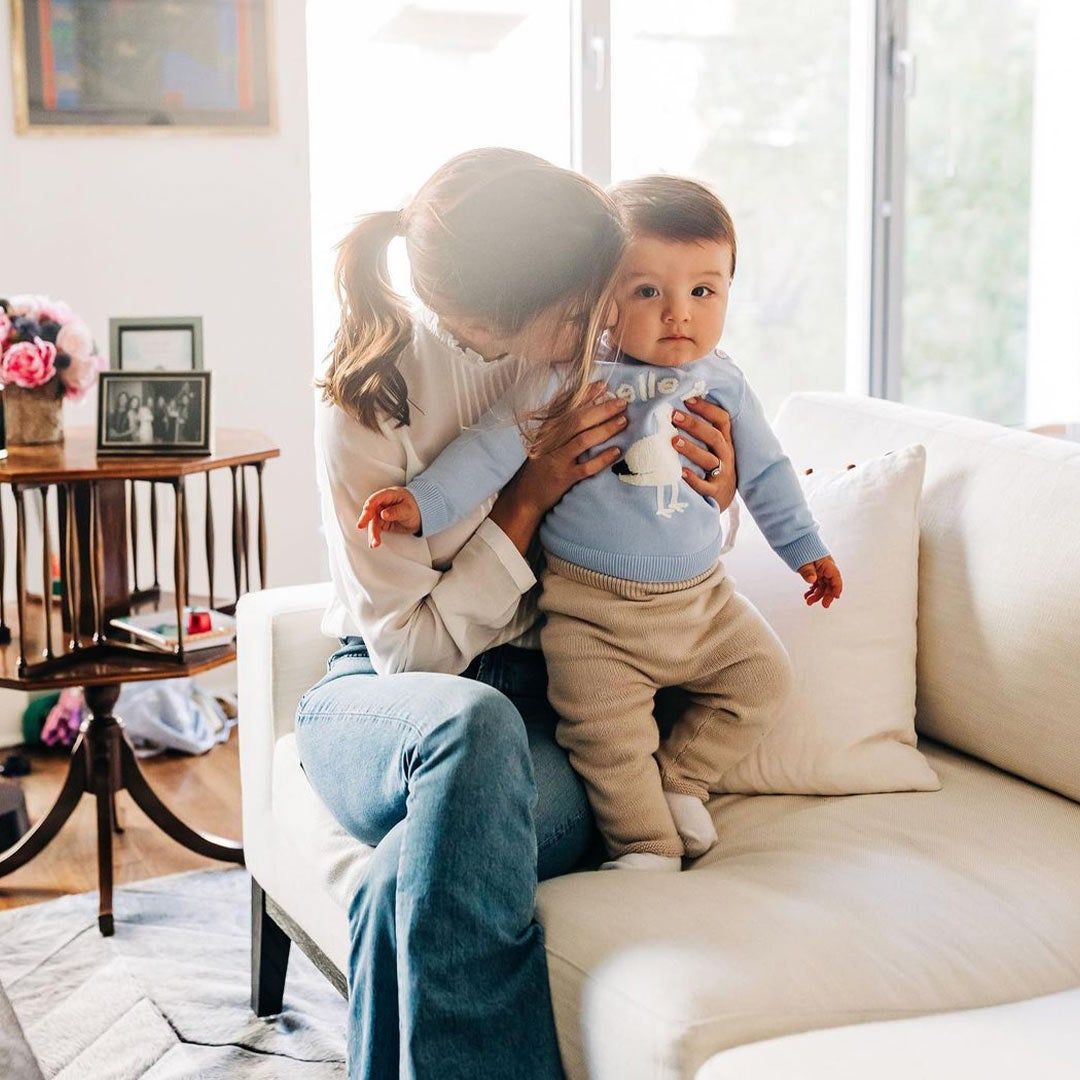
[611,235,733,366]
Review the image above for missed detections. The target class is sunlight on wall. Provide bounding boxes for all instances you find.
[306,0,571,364]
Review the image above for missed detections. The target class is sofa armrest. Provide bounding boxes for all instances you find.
[237,583,335,863]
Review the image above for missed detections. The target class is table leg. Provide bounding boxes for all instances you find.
[1,683,242,934]
[83,685,122,935]
[111,790,123,834]
[95,787,114,935]
[0,737,86,877]
[120,738,244,865]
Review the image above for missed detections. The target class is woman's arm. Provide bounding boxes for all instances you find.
[319,406,536,676]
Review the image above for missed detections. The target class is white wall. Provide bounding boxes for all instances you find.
[0,1,323,602]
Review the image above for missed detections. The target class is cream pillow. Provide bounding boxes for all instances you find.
[718,443,940,795]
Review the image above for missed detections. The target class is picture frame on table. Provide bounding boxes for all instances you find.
[109,317,203,372]
[97,371,212,456]
[11,0,275,134]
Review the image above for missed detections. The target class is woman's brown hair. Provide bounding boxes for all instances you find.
[320,148,625,436]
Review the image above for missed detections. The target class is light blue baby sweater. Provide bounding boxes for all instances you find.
[407,350,828,583]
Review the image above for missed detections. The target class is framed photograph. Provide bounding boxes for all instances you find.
[110,317,203,372]
[97,372,212,456]
[12,1,275,134]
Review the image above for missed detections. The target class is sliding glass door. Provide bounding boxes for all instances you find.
[610,1,852,414]
[309,1,1054,425]
[900,0,1037,425]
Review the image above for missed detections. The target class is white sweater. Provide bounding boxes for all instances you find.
[315,310,542,675]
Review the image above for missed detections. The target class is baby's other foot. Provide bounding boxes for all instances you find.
[664,792,717,858]
[600,853,682,872]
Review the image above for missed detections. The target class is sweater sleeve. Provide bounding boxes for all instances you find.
[317,404,536,676]
[406,412,529,537]
[719,369,830,571]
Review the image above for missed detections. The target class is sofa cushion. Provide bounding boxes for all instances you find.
[721,444,939,795]
[770,393,1080,801]
[272,734,374,914]
[536,741,1080,1080]
[695,987,1080,1079]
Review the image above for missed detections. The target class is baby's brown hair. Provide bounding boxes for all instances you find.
[608,175,737,277]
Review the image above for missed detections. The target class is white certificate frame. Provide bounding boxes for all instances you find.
[110,317,203,373]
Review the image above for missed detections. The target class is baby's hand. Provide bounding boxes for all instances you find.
[798,556,843,609]
[357,487,421,548]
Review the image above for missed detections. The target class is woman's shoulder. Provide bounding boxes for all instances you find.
[403,306,470,374]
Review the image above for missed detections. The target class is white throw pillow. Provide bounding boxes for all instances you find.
[718,443,940,795]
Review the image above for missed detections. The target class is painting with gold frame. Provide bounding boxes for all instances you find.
[11,0,275,134]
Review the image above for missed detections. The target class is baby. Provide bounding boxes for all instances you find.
[359,175,842,870]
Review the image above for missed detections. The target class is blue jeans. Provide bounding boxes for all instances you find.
[295,640,599,1080]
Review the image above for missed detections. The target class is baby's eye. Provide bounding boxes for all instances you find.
[691,286,715,298]
[635,285,660,299]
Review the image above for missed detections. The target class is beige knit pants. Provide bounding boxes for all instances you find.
[538,556,792,859]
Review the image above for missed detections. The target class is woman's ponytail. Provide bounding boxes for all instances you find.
[318,210,413,430]
[322,149,626,435]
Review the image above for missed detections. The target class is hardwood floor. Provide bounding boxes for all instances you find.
[0,730,242,912]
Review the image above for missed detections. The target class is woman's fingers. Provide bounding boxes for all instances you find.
[570,394,627,442]
[684,396,732,437]
[673,399,731,456]
[577,445,622,478]
[672,433,720,473]
[566,409,628,460]
[681,467,717,498]
[675,398,737,510]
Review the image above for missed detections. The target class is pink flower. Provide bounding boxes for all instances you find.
[0,311,11,347]
[38,298,75,325]
[6,294,44,319]
[56,319,94,358]
[59,349,99,401]
[1,337,58,389]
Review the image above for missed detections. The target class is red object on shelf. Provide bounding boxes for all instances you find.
[186,609,212,635]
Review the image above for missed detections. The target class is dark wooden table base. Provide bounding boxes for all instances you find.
[0,683,243,935]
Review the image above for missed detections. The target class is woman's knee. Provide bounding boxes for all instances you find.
[351,825,403,919]
[427,678,532,766]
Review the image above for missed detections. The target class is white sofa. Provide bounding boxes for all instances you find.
[238,393,1080,1078]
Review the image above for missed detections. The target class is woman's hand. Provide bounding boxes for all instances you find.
[670,396,737,510]
[490,381,628,555]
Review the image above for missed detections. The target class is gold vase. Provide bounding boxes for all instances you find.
[3,383,64,446]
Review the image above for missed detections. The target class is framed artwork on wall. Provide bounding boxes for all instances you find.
[11,0,275,134]
[110,317,204,372]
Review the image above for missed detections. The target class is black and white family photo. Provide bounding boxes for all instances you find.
[97,372,211,454]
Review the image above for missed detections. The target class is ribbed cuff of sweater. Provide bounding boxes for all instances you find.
[776,530,830,572]
[407,476,454,537]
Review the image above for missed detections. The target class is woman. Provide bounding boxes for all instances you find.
[136,395,154,443]
[108,390,130,439]
[298,149,737,1080]
[125,395,141,442]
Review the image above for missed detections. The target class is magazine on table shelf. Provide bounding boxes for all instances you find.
[109,608,236,652]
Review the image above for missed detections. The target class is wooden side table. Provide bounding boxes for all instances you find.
[0,428,279,934]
